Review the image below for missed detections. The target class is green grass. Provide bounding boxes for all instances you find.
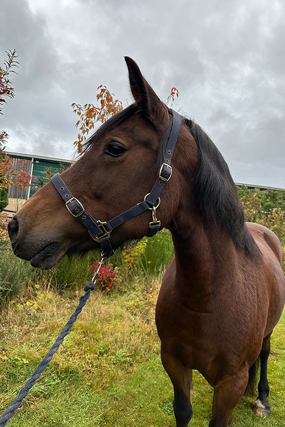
[0,276,284,426]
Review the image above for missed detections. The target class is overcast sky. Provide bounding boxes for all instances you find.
[1,0,285,188]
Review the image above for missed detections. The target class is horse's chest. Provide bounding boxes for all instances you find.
[156,296,214,363]
[155,289,259,376]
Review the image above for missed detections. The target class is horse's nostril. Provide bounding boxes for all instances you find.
[8,216,19,240]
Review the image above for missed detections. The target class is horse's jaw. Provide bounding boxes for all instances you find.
[8,215,100,269]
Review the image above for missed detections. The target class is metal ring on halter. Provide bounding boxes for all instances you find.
[144,193,161,210]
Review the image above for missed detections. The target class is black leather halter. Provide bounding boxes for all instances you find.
[51,109,182,258]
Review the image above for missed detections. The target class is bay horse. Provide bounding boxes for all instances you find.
[8,57,285,426]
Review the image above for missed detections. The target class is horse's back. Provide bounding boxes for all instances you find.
[247,222,283,265]
[247,222,285,333]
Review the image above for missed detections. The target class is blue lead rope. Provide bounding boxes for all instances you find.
[0,256,105,426]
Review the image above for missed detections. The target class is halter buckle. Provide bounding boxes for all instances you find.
[159,163,172,182]
[66,197,85,217]
[90,220,112,242]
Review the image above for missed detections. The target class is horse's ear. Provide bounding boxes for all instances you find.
[124,56,164,119]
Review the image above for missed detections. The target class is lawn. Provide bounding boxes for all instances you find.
[0,274,284,426]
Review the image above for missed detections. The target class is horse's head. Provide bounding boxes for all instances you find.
[8,57,197,268]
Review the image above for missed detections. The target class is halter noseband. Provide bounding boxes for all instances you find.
[51,109,182,258]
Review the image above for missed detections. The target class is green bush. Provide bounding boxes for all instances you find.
[0,187,8,211]
[137,230,174,276]
[237,186,285,245]
[0,241,35,305]
[237,186,285,272]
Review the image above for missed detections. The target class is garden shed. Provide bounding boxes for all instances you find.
[5,152,72,213]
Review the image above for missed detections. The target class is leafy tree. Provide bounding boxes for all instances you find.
[72,85,123,154]
[0,49,19,213]
[0,49,18,148]
[72,85,179,154]
[0,49,35,230]
[0,51,35,195]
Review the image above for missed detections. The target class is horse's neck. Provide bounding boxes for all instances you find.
[170,219,238,306]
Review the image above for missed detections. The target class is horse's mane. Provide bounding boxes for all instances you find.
[184,118,259,257]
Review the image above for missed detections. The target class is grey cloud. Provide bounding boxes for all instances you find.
[0,0,284,187]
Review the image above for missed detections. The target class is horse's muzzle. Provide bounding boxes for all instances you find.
[8,217,19,245]
[8,216,64,269]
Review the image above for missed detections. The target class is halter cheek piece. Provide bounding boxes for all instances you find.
[51,109,182,258]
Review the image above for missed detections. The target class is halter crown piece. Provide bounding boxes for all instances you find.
[51,109,182,258]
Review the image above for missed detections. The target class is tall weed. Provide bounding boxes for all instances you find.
[137,229,174,276]
[46,250,100,290]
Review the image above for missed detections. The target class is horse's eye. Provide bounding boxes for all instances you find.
[104,142,126,157]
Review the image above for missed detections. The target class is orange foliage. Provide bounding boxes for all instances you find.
[72,85,123,153]
[72,84,179,154]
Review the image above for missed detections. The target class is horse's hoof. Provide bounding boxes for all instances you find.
[253,399,271,417]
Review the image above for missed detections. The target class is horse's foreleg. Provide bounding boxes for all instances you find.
[209,366,249,427]
[161,346,193,427]
[254,334,271,417]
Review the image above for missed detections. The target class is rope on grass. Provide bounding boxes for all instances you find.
[0,282,96,426]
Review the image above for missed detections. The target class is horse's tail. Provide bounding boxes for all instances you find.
[244,359,260,396]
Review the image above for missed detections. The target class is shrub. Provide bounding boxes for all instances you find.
[136,230,174,276]
[122,239,147,268]
[237,186,285,273]
[237,186,285,245]
[0,187,8,211]
[0,212,9,240]
[0,241,35,306]
[90,261,116,290]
